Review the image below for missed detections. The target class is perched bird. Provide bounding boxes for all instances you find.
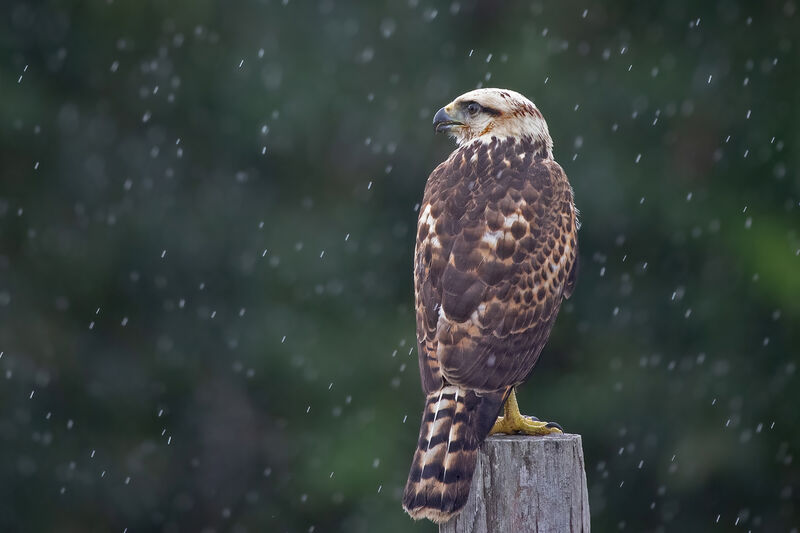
[402,88,579,523]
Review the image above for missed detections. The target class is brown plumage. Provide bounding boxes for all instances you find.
[402,88,579,523]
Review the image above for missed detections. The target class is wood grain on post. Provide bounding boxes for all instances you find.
[440,434,590,533]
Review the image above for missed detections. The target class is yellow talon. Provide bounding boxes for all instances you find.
[489,388,563,436]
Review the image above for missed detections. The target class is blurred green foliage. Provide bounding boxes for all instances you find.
[1,1,798,531]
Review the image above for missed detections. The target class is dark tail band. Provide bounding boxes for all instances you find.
[402,385,507,523]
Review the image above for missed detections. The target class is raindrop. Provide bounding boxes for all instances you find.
[423,8,438,21]
[380,18,396,38]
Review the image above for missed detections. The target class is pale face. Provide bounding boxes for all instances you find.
[432,88,553,152]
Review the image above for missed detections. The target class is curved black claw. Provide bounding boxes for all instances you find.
[545,422,564,431]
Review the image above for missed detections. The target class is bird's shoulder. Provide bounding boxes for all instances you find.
[421,138,568,233]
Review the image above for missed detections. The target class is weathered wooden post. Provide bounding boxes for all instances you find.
[440,434,590,533]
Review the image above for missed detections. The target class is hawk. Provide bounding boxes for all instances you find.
[402,88,579,523]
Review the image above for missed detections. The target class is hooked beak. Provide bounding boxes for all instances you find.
[433,107,464,133]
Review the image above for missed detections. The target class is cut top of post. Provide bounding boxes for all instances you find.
[440,433,590,533]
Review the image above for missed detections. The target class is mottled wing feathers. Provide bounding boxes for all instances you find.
[564,248,579,300]
[414,139,578,393]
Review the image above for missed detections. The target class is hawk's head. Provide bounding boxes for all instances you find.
[433,88,552,155]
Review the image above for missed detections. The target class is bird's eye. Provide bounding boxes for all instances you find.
[467,102,481,115]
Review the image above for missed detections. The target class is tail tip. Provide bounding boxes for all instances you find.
[402,487,464,524]
[403,502,458,524]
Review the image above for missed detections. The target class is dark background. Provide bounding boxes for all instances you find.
[1,1,798,531]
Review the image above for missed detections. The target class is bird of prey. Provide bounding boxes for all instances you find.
[402,88,579,523]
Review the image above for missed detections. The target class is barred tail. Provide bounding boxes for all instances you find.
[402,385,508,523]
